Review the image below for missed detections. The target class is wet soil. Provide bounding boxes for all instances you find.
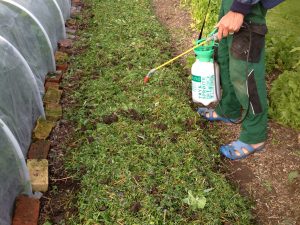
[152,0,300,224]
[118,109,145,121]
[102,113,119,124]
[38,120,79,225]
[38,69,85,224]
[38,4,90,224]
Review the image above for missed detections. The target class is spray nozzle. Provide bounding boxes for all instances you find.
[144,68,156,84]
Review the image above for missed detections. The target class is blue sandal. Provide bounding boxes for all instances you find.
[220,140,265,160]
[197,108,237,123]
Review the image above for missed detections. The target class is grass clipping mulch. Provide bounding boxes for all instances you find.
[65,0,253,223]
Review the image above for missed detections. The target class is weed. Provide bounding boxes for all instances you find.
[42,221,52,225]
[265,35,300,73]
[180,0,221,36]
[269,71,300,130]
[288,171,299,183]
[262,181,273,192]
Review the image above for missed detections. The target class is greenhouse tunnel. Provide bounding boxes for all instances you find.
[55,0,71,21]
[0,35,44,158]
[0,1,71,224]
[0,119,32,225]
[0,1,56,94]
[1,0,66,51]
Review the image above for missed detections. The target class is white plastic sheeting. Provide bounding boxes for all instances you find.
[2,0,66,51]
[0,1,71,224]
[55,0,71,20]
[0,119,32,225]
[0,1,56,94]
[0,36,44,154]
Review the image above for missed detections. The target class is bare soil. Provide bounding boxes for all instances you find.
[38,70,86,225]
[152,0,300,224]
[38,5,90,224]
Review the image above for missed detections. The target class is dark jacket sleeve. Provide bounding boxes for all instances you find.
[230,0,284,15]
[230,0,259,15]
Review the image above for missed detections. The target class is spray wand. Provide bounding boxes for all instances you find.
[144,32,218,84]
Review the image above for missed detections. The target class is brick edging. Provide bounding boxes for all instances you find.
[12,1,82,224]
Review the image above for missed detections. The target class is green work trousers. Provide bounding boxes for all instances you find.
[215,0,268,144]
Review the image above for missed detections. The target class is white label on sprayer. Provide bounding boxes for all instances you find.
[192,74,214,100]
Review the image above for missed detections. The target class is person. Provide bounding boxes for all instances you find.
[198,0,284,160]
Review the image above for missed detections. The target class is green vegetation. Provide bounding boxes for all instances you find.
[266,0,300,73]
[267,0,300,40]
[270,71,300,130]
[181,0,300,73]
[267,0,300,128]
[180,0,221,36]
[64,0,252,224]
[183,0,300,129]
[265,36,300,73]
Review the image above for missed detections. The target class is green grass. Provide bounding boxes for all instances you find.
[64,0,252,224]
[267,0,300,42]
[266,0,300,72]
[266,0,300,128]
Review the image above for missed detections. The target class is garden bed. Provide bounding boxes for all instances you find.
[39,0,253,224]
[39,0,300,224]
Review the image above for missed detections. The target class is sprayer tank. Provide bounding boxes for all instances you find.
[191,59,219,106]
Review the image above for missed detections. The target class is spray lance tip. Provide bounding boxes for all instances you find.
[144,68,156,84]
[144,76,150,84]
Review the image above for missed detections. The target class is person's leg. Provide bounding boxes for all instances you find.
[211,0,241,120]
[228,42,268,144]
[214,37,241,119]
[219,1,268,159]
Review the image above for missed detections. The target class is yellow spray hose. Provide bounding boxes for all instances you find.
[144,33,217,84]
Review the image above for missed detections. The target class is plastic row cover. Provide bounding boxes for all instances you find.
[0,119,32,225]
[55,0,71,20]
[0,1,71,224]
[0,0,71,95]
[3,0,66,51]
[0,1,56,95]
[0,36,44,154]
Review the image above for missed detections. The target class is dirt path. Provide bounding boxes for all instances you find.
[152,1,300,224]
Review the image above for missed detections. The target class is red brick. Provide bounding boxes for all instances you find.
[46,71,63,83]
[27,159,49,192]
[66,27,76,34]
[67,34,77,40]
[45,103,63,122]
[55,51,69,63]
[33,118,56,140]
[72,0,83,6]
[45,81,59,91]
[66,24,77,30]
[58,39,73,50]
[28,140,51,159]
[56,63,69,72]
[71,7,81,18]
[66,19,76,28]
[43,87,63,105]
[12,195,40,225]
